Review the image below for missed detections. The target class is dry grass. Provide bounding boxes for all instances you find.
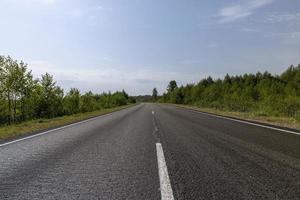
[0,104,135,141]
[171,104,300,130]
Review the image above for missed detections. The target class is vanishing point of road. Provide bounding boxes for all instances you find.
[0,103,299,199]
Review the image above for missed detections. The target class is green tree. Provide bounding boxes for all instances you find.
[152,88,158,102]
[0,56,35,123]
[111,91,128,106]
[64,88,81,115]
[160,64,300,121]
[167,80,178,93]
[36,73,64,118]
[0,55,135,126]
[81,91,97,112]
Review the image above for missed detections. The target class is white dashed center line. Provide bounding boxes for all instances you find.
[156,143,174,200]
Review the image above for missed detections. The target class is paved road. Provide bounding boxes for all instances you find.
[0,103,300,200]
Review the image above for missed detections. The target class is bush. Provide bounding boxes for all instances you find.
[161,66,300,120]
[0,55,134,126]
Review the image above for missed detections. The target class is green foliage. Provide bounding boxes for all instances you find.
[36,73,64,118]
[111,91,129,106]
[0,56,36,123]
[152,88,158,102]
[128,96,137,104]
[0,55,133,126]
[167,80,178,93]
[64,88,81,115]
[161,65,300,120]
[134,95,152,102]
[80,91,97,113]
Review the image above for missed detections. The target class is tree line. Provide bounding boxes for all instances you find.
[159,65,300,120]
[0,55,135,125]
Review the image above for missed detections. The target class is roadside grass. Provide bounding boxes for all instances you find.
[169,104,300,130]
[0,104,136,142]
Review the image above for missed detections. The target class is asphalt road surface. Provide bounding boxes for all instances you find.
[0,103,300,200]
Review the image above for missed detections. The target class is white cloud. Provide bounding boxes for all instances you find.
[269,31,300,44]
[27,60,209,95]
[67,5,106,26]
[69,8,85,18]
[180,60,202,65]
[240,27,260,33]
[68,5,106,18]
[266,13,300,23]
[218,0,274,23]
[28,60,77,81]
[95,5,105,10]
[11,0,56,6]
[208,43,218,48]
[38,0,55,5]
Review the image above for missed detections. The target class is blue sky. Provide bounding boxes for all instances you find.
[0,0,300,95]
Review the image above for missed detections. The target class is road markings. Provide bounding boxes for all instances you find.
[0,107,135,148]
[156,143,174,200]
[188,109,300,136]
[152,111,155,115]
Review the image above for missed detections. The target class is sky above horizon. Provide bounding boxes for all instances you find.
[0,0,300,95]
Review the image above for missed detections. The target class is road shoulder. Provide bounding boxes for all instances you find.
[0,104,138,144]
[162,103,300,134]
